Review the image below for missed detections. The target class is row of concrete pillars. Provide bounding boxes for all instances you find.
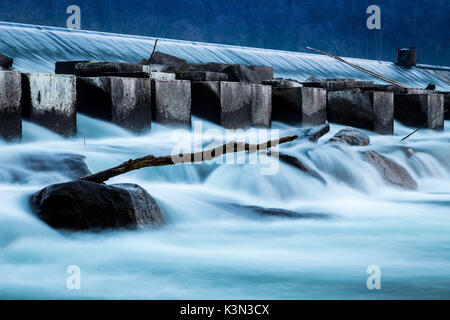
[0,66,449,141]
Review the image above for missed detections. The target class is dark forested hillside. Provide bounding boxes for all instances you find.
[0,0,449,65]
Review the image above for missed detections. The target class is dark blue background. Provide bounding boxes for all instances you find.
[1,0,449,65]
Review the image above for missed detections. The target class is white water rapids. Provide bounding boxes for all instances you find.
[0,22,449,299]
[0,115,449,299]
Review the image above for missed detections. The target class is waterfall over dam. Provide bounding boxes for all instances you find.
[0,21,449,300]
[1,21,449,91]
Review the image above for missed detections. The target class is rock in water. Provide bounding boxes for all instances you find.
[30,181,164,231]
[0,53,13,69]
[362,151,418,190]
[21,153,91,179]
[328,127,370,146]
[270,152,326,185]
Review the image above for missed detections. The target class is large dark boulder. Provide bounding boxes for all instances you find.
[328,127,370,146]
[30,181,164,231]
[362,151,418,190]
[0,53,13,69]
[147,51,189,73]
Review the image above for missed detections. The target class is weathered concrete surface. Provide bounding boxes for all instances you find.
[55,61,90,75]
[142,64,176,73]
[146,52,189,73]
[363,151,418,190]
[219,82,252,128]
[328,90,394,134]
[30,181,164,231]
[272,87,326,127]
[77,77,152,132]
[191,81,272,128]
[151,80,191,126]
[146,72,175,81]
[191,81,252,128]
[21,73,77,137]
[328,127,370,146]
[247,66,274,83]
[0,53,14,69]
[444,93,450,120]
[263,78,302,88]
[250,84,272,128]
[176,71,228,82]
[75,62,142,77]
[302,78,374,92]
[394,93,444,130]
[189,63,273,83]
[0,71,22,141]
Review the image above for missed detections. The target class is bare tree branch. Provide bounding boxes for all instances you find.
[78,135,298,184]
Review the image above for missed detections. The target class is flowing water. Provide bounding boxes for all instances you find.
[0,22,450,299]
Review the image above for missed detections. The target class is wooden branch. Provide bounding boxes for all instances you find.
[78,135,298,184]
[306,46,406,88]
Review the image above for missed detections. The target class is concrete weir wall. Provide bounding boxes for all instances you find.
[394,93,444,130]
[151,80,191,126]
[21,73,77,137]
[77,77,152,132]
[191,81,272,129]
[271,87,326,127]
[328,90,394,134]
[444,93,450,120]
[0,71,22,141]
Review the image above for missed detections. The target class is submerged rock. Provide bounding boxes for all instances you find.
[223,202,330,219]
[21,153,91,179]
[362,151,418,190]
[328,127,370,146]
[270,152,326,185]
[0,53,13,69]
[30,181,164,231]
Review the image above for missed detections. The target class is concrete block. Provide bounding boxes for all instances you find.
[248,66,274,83]
[263,78,302,88]
[146,72,175,81]
[21,73,77,137]
[0,53,14,69]
[191,81,253,129]
[145,52,189,73]
[394,93,444,130]
[0,71,22,141]
[302,79,374,91]
[151,80,191,127]
[55,61,90,75]
[189,63,273,83]
[75,62,142,77]
[142,64,176,73]
[176,71,228,82]
[442,93,449,120]
[77,77,152,132]
[272,87,326,127]
[328,90,394,134]
[251,84,272,128]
